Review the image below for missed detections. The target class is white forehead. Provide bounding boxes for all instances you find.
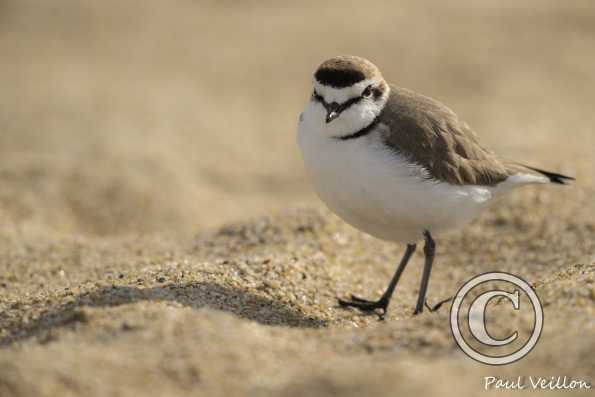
[312,78,380,104]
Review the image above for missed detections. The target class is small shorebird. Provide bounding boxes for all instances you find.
[297,55,573,317]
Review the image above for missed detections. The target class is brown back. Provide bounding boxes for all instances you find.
[379,86,511,186]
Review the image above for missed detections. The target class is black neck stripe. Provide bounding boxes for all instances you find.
[334,116,380,141]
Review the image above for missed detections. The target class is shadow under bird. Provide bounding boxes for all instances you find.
[297,55,573,318]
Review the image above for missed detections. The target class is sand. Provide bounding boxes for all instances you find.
[0,1,594,396]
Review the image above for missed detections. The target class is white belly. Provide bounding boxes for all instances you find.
[297,127,493,243]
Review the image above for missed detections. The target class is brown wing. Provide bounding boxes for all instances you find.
[380,86,510,186]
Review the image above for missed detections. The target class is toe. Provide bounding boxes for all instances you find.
[350,294,372,303]
[337,298,379,312]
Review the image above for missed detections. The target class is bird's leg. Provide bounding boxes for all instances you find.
[338,243,416,319]
[413,230,436,315]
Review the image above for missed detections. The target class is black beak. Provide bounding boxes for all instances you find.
[325,102,341,123]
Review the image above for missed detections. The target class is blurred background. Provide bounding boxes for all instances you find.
[1,3,594,396]
[1,0,593,237]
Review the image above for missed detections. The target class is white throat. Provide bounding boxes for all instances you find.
[300,79,389,139]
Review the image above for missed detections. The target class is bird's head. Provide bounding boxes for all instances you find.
[302,55,390,138]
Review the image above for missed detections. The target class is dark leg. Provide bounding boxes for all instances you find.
[413,230,436,315]
[338,243,416,319]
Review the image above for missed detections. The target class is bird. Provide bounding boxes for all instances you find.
[296,55,573,318]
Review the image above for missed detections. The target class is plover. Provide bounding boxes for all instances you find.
[297,55,573,317]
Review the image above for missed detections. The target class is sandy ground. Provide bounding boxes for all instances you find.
[0,1,594,396]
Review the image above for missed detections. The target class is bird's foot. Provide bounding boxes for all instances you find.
[412,297,452,316]
[338,294,389,320]
[423,296,453,313]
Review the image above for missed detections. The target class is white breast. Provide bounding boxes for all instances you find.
[297,120,494,243]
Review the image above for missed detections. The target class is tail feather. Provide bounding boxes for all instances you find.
[524,165,575,185]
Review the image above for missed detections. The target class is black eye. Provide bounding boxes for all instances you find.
[362,85,373,98]
[312,91,324,102]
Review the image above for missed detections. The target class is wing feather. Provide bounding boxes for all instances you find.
[380,86,509,186]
